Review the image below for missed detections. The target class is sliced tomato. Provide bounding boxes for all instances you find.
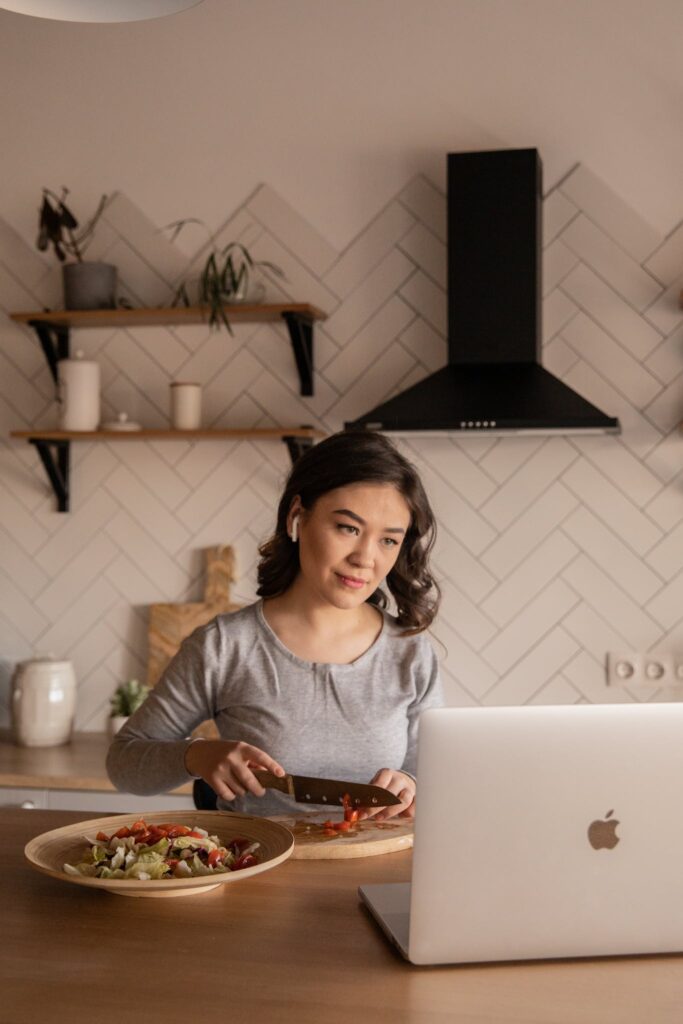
[188,830,206,839]
[207,849,224,868]
[233,853,257,870]
[345,809,359,823]
[333,821,351,832]
[95,831,110,842]
[113,826,131,838]
[323,828,336,836]
[129,820,147,833]
[164,825,191,839]
[165,858,180,870]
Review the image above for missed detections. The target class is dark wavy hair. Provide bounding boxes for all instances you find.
[257,431,440,634]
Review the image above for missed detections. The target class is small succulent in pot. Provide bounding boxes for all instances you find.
[109,678,150,719]
[166,218,286,333]
[36,187,109,263]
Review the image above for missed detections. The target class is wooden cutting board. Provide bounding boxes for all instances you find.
[147,545,240,739]
[269,812,413,859]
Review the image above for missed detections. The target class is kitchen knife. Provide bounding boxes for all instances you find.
[253,771,401,808]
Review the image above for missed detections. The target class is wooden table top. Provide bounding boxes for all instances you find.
[0,731,191,794]
[5,808,683,1024]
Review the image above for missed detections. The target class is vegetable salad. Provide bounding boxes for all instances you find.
[63,819,260,881]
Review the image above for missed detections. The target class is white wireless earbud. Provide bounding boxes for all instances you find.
[290,516,300,543]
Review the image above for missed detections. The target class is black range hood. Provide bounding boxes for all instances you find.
[346,148,620,436]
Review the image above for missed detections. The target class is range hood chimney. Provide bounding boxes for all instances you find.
[346,148,620,436]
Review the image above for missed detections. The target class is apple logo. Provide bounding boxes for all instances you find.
[587,809,620,850]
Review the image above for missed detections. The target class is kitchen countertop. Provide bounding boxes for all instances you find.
[0,731,191,794]
[5,807,683,1024]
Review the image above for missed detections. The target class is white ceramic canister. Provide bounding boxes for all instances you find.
[170,381,202,430]
[11,656,77,747]
[58,350,101,430]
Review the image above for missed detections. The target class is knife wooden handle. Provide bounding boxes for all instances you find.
[253,770,293,795]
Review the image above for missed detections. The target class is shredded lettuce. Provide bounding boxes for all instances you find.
[63,821,243,882]
[172,835,217,852]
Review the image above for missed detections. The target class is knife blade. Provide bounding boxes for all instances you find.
[253,771,401,808]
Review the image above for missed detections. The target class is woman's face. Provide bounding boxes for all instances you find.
[289,482,411,610]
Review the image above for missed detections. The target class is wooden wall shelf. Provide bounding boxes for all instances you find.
[9,303,328,512]
[9,428,323,513]
[9,303,325,329]
[10,427,323,442]
[10,302,327,397]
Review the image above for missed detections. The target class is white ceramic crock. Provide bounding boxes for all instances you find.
[11,656,77,747]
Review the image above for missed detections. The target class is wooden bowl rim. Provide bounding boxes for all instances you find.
[24,810,294,895]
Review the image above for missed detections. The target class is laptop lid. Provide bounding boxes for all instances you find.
[366,703,683,965]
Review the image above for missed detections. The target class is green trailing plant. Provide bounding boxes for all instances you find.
[109,679,150,718]
[165,218,285,334]
[36,187,109,263]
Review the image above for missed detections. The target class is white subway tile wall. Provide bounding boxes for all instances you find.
[0,165,682,728]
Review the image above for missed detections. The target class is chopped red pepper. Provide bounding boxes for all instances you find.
[317,794,363,836]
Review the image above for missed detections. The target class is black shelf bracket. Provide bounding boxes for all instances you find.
[282,433,315,464]
[28,319,70,392]
[30,439,70,513]
[281,312,314,396]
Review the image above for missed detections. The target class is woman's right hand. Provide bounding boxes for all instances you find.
[184,739,286,802]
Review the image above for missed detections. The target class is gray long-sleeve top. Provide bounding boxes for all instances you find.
[106,601,443,816]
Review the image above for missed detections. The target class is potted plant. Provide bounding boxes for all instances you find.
[166,218,285,333]
[108,678,150,734]
[36,187,117,310]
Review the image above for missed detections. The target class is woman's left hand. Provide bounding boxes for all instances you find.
[362,768,415,821]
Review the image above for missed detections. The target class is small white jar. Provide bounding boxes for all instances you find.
[58,350,100,431]
[170,381,202,430]
[11,656,77,747]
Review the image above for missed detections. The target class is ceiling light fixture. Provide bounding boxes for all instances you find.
[0,0,204,22]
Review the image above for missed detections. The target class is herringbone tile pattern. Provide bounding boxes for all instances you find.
[1,164,682,729]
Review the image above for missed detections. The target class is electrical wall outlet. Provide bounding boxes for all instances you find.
[606,652,683,689]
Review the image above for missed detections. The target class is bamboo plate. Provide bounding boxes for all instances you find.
[25,810,294,898]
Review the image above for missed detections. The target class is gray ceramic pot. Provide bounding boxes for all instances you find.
[63,261,117,310]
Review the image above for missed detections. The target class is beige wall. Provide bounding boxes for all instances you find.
[1,0,683,244]
[1,0,683,728]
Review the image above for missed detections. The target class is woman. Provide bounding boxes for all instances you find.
[107,431,443,819]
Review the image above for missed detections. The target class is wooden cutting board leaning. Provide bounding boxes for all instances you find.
[269,812,413,859]
[147,545,240,739]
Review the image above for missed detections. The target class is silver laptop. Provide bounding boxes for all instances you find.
[359,703,683,965]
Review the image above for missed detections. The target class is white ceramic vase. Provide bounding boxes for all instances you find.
[11,656,76,747]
